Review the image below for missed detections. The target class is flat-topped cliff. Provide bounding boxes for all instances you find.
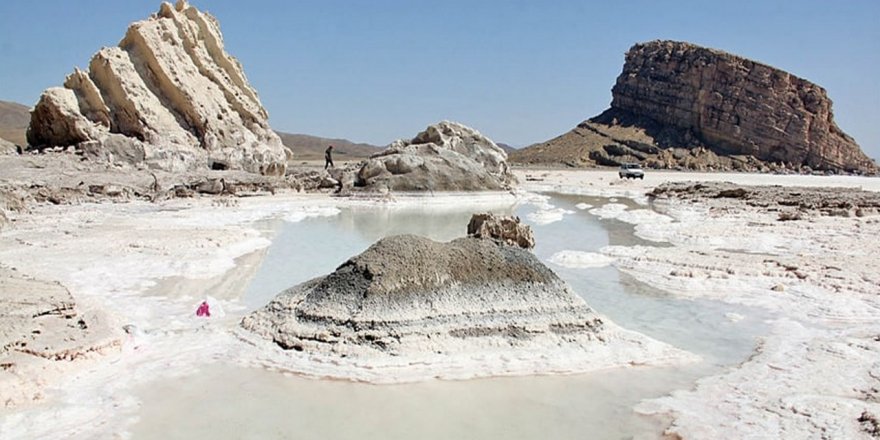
[512,40,876,174]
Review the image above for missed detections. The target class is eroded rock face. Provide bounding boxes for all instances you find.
[355,121,514,191]
[611,40,874,173]
[26,1,288,176]
[467,213,535,249]
[512,40,876,174]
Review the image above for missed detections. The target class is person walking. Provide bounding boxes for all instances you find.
[324,145,334,169]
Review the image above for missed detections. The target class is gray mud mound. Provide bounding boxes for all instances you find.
[240,231,694,382]
[242,235,603,356]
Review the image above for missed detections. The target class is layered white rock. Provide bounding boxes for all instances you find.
[27,1,288,175]
[355,121,514,191]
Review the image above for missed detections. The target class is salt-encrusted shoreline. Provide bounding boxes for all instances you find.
[235,320,695,384]
[516,170,880,438]
[2,168,879,438]
[0,191,541,437]
[238,231,696,383]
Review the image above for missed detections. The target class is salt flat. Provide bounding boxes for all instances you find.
[1,169,878,438]
[516,169,880,438]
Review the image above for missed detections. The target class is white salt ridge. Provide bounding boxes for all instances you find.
[519,192,554,210]
[588,203,629,219]
[588,203,673,244]
[519,170,880,438]
[585,200,880,436]
[635,320,880,439]
[589,203,673,226]
[283,206,341,223]
[346,191,518,213]
[235,320,698,384]
[521,192,574,225]
[548,250,615,268]
[575,202,593,210]
[526,207,574,225]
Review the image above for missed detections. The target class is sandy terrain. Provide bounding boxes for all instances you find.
[1,165,878,438]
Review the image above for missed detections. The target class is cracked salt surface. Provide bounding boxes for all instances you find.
[128,193,769,440]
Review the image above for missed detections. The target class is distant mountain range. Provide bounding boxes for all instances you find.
[496,143,518,155]
[0,100,29,146]
[276,132,380,161]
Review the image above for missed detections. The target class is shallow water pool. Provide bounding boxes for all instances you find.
[130,194,769,439]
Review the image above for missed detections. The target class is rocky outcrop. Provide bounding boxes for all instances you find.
[240,230,692,381]
[512,40,876,174]
[354,121,514,191]
[26,1,288,176]
[613,41,873,172]
[467,212,535,249]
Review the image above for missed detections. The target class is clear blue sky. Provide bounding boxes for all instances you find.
[1,1,878,159]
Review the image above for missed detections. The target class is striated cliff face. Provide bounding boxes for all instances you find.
[27,1,288,175]
[612,40,873,172]
[512,40,876,174]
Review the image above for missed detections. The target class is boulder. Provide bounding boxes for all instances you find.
[26,1,288,176]
[355,121,514,191]
[240,233,691,381]
[467,213,535,249]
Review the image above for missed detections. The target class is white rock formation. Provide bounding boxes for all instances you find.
[27,1,288,175]
[240,233,694,382]
[355,121,514,191]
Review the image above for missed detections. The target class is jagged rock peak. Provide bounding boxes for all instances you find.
[27,1,288,175]
[611,40,875,173]
[467,213,535,249]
